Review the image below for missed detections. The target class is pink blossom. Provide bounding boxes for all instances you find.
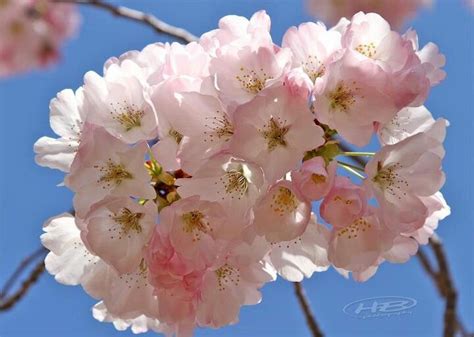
[404,192,450,245]
[200,10,272,55]
[377,105,437,145]
[231,85,325,183]
[268,214,330,281]
[312,50,399,146]
[41,213,100,285]
[282,21,342,84]
[81,197,157,274]
[41,213,161,320]
[210,44,292,105]
[327,208,394,272]
[177,153,265,223]
[159,196,228,266]
[320,176,369,228]
[34,87,86,172]
[161,42,210,80]
[365,119,447,232]
[83,67,158,144]
[65,124,155,219]
[253,180,311,242]
[92,302,174,336]
[103,42,168,81]
[196,239,275,328]
[161,91,234,174]
[404,29,446,86]
[340,12,433,107]
[292,157,337,201]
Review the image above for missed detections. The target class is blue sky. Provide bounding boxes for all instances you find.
[0,1,472,336]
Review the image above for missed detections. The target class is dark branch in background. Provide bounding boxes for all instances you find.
[294,282,324,337]
[339,141,469,337]
[54,0,198,44]
[0,247,47,311]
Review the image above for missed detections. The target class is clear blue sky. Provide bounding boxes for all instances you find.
[0,1,472,336]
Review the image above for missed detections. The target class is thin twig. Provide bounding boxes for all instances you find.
[0,259,46,311]
[416,248,437,280]
[0,247,47,299]
[55,0,198,44]
[293,282,324,337]
[429,237,458,337]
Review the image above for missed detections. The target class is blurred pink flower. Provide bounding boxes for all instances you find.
[306,0,432,29]
[0,0,79,77]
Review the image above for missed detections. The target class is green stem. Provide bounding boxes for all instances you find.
[337,160,365,172]
[341,151,375,157]
[337,161,365,179]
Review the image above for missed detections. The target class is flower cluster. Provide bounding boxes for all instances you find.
[0,0,79,77]
[306,0,432,28]
[36,11,449,336]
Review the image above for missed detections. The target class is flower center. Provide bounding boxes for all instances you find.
[260,117,290,151]
[372,161,408,199]
[182,210,211,242]
[112,208,144,237]
[169,128,183,144]
[95,159,133,187]
[215,264,240,291]
[302,55,325,82]
[311,173,327,185]
[236,67,272,94]
[203,112,234,143]
[328,81,358,113]
[9,21,24,35]
[333,195,353,205]
[219,167,249,199]
[336,217,372,239]
[355,42,377,58]
[110,102,145,132]
[271,187,298,215]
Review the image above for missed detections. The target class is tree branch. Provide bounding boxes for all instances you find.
[0,248,47,311]
[0,246,47,299]
[293,282,324,337]
[54,0,198,44]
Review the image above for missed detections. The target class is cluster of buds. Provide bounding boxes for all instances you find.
[36,10,449,336]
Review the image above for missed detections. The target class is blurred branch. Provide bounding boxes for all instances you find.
[339,141,470,337]
[54,0,199,44]
[294,282,324,337]
[0,247,47,311]
[418,237,470,337]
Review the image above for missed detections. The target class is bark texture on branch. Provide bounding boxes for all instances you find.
[294,282,324,337]
[0,247,47,311]
[55,0,199,44]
